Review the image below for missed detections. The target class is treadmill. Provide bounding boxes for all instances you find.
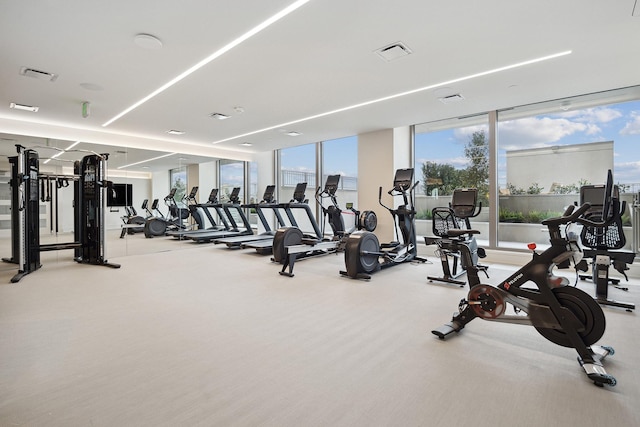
[243,182,323,255]
[166,188,227,239]
[214,185,288,248]
[186,187,253,243]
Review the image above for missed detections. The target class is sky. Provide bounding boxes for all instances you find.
[220,99,640,192]
[415,99,640,187]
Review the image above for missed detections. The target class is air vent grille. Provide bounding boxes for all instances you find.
[375,42,412,62]
[19,67,58,82]
[439,94,465,104]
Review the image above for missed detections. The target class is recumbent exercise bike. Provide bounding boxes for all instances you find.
[575,183,635,311]
[425,188,488,287]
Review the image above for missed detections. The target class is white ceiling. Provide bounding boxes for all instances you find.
[1,0,639,173]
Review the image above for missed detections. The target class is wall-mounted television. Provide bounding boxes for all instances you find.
[108,183,133,207]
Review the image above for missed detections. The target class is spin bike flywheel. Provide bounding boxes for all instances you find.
[535,286,606,348]
[468,284,507,319]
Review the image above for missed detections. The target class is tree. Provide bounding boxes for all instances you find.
[460,130,489,203]
[421,161,463,196]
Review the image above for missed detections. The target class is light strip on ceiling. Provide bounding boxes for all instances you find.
[102,0,312,127]
[43,141,81,164]
[212,50,572,144]
[117,152,177,169]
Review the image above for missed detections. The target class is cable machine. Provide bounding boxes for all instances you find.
[3,145,120,283]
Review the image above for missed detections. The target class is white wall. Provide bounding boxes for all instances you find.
[358,127,413,242]
[506,141,613,192]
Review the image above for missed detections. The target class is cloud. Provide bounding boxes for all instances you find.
[498,117,587,149]
[621,111,640,135]
[560,107,622,123]
[452,125,489,142]
[417,156,468,168]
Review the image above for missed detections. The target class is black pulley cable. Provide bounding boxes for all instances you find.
[40,178,45,202]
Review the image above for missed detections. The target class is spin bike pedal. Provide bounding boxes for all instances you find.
[431,323,459,339]
[577,345,616,387]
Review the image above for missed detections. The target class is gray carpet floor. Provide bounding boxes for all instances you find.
[1,232,639,426]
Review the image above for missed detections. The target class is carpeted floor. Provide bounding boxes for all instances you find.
[1,231,639,426]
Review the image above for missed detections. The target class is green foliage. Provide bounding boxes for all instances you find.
[506,182,544,195]
[421,162,463,196]
[499,208,563,223]
[421,130,489,204]
[416,209,432,220]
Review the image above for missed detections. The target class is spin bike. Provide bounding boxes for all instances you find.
[341,168,426,280]
[432,171,620,387]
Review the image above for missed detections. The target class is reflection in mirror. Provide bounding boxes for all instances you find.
[0,132,221,282]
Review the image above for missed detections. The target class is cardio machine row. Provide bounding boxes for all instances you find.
[137,168,632,388]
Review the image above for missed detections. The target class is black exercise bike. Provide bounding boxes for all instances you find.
[432,171,620,387]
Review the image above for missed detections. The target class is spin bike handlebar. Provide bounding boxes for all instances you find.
[541,202,616,230]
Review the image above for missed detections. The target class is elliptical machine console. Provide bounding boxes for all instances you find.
[341,168,426,280]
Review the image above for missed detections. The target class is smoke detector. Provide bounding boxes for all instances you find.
[374,42,412,62]
[19,67,58,82]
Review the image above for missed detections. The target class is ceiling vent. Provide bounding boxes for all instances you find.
[209,113,230,120]
[375,42,412,62]
[9,102,39,112]
[19,67,58,82]
[438,94,465,104]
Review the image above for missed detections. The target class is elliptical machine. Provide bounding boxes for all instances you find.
[341,168,426,280]
[273,174,377,277]
[425,188,488,287]
[143,188,190,237]
[431,170,621,387]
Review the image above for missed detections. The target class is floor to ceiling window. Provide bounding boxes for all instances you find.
[413,115,490,239]
[278,143,317,233]
[496,88,640,250]
[169,166,187,205]
[322,135,358,232]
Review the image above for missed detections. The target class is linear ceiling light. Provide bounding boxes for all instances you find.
[102,0,311,127]
[212,50,572,144]
[43,141,81,164]
[117,152,177,169]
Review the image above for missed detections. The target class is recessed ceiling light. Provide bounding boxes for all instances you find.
[9,102,39,112]
[210,113,230,120]
[166,130,185,135]
[134,33,163,49]
[286,131,301,137]
[241,142,252,146]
